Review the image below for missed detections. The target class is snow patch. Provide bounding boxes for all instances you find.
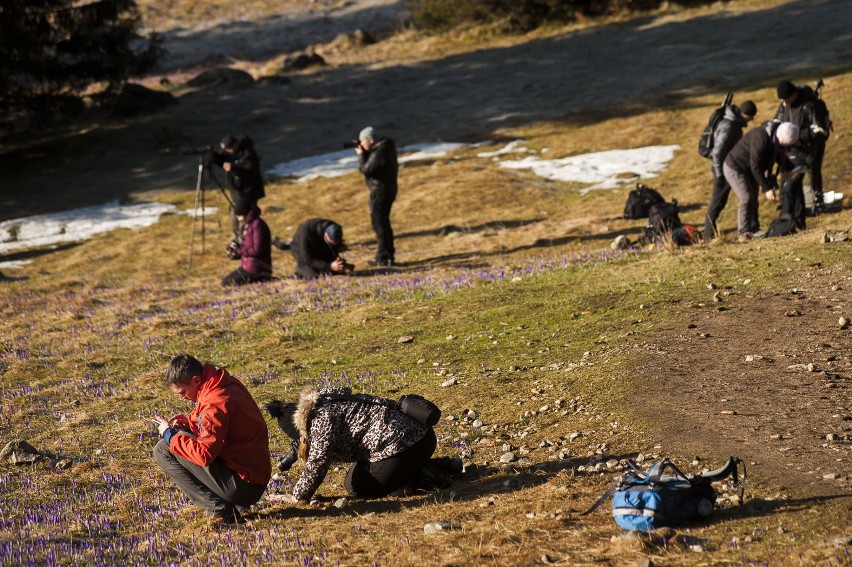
[498,145,680,192]
[0,201,214,255]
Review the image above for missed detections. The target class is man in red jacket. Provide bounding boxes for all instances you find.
[153,354,271,525]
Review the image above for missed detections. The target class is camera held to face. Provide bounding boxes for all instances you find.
[342,140,361,150]
[277,437,300,472]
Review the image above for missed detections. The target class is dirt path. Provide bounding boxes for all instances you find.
[628,257,852,497]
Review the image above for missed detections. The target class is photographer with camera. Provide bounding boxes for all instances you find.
[211,134,265,242]
[221,201,273,286]
[352,127,398,267]
[265,385,437,502]
[289,218,352,280]
[152,354,271,526]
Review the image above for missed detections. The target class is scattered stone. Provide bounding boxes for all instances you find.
[785,310,802,317]
[822,473,838,480]
[743,279,752,285]
[611,235,631,250]
[424,521,461,535]
[541,554,556,564]
[688,544,705,553]
[839,317,849,330]
[713,292,722,303]
[826,433,837,441]
[707,283,717,290]
[446,334,456,341]
[500,452,516,463]
[720,410,737,415]
[770,434,783,440]
[397,335,414,344]
[807,363,816,372]
[745,354,764,362]
[606,459,619,469]
[333,497,348,508]
[55,459,73,471]
[0,439,45,465]
[186,67,254,89]
[569,432,582,441]
[441,378,457,387]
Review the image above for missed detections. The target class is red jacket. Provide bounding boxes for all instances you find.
[169,364,271,485]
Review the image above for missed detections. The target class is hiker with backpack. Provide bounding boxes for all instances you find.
[722,121,799,242]
[774,79,832,221]
[702,99,757,241]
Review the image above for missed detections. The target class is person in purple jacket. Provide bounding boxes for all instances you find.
[222,200,273,286]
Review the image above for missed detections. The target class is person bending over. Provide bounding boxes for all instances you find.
[722,121,798,241]
[153,354,271,525]
[222,201,273,286]
[289,218,350,280]
[266,385,436,502]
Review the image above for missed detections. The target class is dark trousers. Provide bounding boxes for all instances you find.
[153,439,267,516]
[704,172,731,241]
[222,267,272,287]
[780,174,807,230]
[294,264,334,280]
[808,138,825,195]
[369,189,396,263]
[344,428,437,498]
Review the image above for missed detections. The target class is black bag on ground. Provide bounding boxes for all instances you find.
[398,394,441,427]
[645,200,682,241]
[623,183,665,219]
[766,213,799,237]
[698,92,734,158]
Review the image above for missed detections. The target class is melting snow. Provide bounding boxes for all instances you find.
[0,201,217,255]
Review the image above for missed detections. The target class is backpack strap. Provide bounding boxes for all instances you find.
[698,456,747,505]
[580,478,619,516]
[646,459,692,485]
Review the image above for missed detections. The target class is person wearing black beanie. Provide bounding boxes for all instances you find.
[703,98,757,241]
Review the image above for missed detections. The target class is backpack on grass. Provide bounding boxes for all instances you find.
[623,183,666,219]
[582,457,745,532]
[644,200,682,243]
[766,213,799,237]
[698,92,734,158]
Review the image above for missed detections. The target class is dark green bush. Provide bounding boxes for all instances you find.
[407,0,712,32]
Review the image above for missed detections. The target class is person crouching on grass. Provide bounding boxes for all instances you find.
[222,200,273,286]
[153,354,271,525]
[266,385,437,503]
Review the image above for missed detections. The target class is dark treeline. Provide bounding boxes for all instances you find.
[0,0,163,132]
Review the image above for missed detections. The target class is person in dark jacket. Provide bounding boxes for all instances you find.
[289,218,349,280]
[774,80,831,217]
[222,201,273,286]
[153,354,271,525]
[704,100,757,241]
[723,121,798,241]
[211,134,266,242]
[355,127,398,266]
[266,385,437,501]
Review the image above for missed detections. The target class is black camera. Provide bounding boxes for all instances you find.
[180,145,213,155]
[342,140,360,149]
[225,240,240,259]
[276,438,300,472]
[338,257,355,271]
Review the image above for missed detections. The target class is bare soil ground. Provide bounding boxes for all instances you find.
[627,249,851,498]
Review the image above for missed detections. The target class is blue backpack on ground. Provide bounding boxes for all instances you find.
[582,457,745,532]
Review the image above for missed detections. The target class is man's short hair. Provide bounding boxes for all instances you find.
[164,354,203,386]
[358,127,376,142]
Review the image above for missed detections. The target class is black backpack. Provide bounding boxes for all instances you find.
[698,92,733,158]
[766,214,799,237]
[623,183,665,219]
[646,201,682,241]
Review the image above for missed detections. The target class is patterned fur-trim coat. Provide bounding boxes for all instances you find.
[292,385,427,501]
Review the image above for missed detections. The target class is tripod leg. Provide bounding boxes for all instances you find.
[187,162,204,272]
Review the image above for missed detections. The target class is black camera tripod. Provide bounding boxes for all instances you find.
[184,148,232,272]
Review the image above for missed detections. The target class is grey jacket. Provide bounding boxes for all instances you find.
[710,105,748,178]
[292,386,427,501]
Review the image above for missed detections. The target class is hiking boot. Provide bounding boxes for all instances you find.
[751,230,767,239]
[367,259,394,267]
[737,232,752,243]
[211,509,244,526]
